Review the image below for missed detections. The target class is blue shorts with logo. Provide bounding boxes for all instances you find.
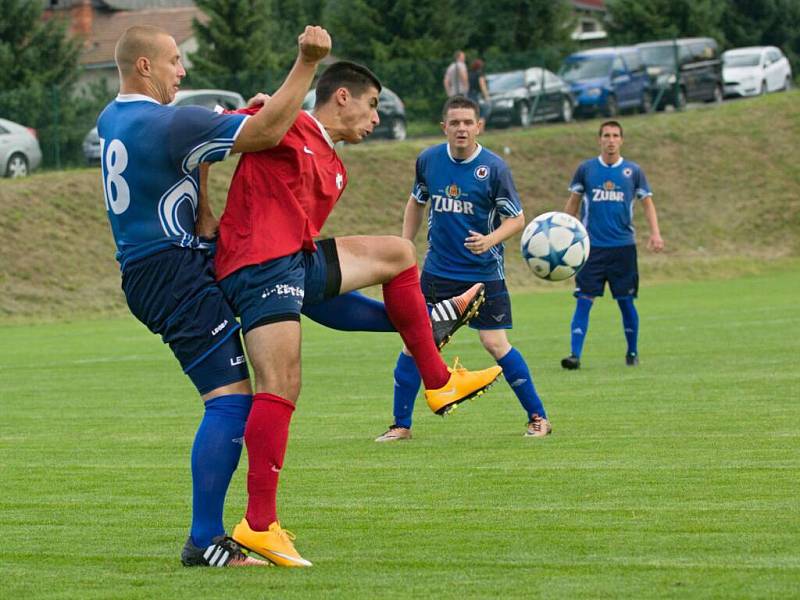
[121,247,249,395]
[420,272,512,329]
[574,244,638,299]
[219,239,342,334]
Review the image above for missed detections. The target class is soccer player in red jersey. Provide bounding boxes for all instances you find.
[213,62,503,567]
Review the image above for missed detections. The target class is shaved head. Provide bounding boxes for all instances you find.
[115,25,172,77]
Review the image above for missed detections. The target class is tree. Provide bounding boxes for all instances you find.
[605,0,726,45]
[721,0,800,71]
[188,0,282,97]
[0,0,83,167]
[465,0,575,71]
[324,0,573,120]
[324,0,471,119]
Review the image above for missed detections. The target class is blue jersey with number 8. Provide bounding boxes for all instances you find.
[97,94,247,270]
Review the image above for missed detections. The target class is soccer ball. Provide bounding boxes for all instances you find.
[521,212,590,281]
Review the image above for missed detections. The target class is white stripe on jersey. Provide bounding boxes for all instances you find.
[183,139,237,173]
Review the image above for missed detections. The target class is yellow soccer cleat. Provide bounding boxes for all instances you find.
[424,358,502,416]
[232,518,312,567]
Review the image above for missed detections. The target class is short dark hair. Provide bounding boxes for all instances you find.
[314,61,382,107]
[599,120,623,137]
[442,95,480,121]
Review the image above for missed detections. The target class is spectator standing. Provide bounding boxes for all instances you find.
[444,50,468,97]
[468,58,491,118]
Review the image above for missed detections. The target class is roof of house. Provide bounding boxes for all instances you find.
[80,6,204,66]
[42,0,194,9]
[572,0,606,11]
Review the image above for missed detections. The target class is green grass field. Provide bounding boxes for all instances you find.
[2,267,799,598]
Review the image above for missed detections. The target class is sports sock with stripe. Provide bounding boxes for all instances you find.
[617,296,639,355]
[392,351,422,428]
[570,296,594,358]
[382,265,450,390]
[190,393,251,548]
[497,347,547,419]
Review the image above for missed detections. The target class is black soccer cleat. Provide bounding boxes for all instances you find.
[625,352,639,366]
[431,283,485,349]
[181,535,269,567]
[561,355,581,370]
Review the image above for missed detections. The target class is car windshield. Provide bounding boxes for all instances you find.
[487,71,525,93]
[560,57,613,81]
[639,46,676,67]
[723,53,761,67]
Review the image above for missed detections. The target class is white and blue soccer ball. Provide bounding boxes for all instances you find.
[521,211,590,281]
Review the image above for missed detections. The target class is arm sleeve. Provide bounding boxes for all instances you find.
[169,106,249,173]
[492,162,523,217]
[411,154,430,205]
[635,166,653,199]
[568,163,585,194]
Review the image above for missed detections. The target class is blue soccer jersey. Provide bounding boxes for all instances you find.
[413,143,522,281]
[97,94,248,270]
[569,156,652,248]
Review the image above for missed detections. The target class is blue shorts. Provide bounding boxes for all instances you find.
[420,272,512,329]
[219,239,342,334]
[574,244,638,299]
[121,247,249,394]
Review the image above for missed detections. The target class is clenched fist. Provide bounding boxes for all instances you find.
[298,26,331,66]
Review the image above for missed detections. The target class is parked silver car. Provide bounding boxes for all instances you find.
[83,89,246,164]
[0,118,43,177]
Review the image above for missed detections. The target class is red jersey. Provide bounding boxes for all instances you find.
[215,110,347,280]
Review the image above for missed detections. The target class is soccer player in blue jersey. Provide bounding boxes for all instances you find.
[97,24,331,567]
[561,120,664,370]
[376,96,552,440]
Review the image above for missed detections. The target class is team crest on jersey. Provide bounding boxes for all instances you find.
[446,184,461,198]
[336,173,344,190]
[474,165,490,180]
[604,180,616,190]
[623,167,633,178]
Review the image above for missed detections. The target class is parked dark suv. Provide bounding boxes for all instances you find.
[637,38,723,110]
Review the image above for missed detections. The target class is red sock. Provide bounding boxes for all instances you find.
[383,265,449,389]
[244,392,295,531]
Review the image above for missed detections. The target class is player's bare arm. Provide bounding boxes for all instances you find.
[232,26,331,154]
[641,195,664,252]
[564,191,582,218]
[465,213,525,255]
[195,163,219,240]
[402,195,426,240]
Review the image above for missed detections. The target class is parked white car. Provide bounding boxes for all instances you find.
[0,118,43,177]
[83,89,246,164]
[722,46,793,97]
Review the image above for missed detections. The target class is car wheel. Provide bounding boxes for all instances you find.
[516,102,531,127]
[784,76,793,91]
[639,92,652,114]
[390,118,407,141]
[604,95,618,117]
[559,97,573,122]
[760,80,767,95]
[674,88,686,110]
[5,153,29,178]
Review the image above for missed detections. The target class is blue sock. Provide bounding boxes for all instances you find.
[570,297,593,358]
[498,347,547,420]
[617,297,639,355]
[190,394,251,548]
[392,352,421,428]
[302,291,395,332]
